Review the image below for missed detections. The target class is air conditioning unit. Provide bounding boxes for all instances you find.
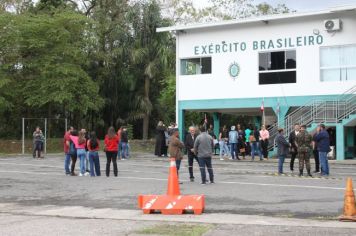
[324,19,342,32]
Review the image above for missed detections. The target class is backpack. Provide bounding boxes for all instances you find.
[69,140,77,157]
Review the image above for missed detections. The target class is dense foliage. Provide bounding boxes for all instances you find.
[0,0,290,139]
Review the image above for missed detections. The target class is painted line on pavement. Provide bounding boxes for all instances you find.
[0,170,346,191]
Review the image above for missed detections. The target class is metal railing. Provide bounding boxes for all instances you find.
[268,85,356,151]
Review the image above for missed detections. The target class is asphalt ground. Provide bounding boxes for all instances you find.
[1,153,356,235]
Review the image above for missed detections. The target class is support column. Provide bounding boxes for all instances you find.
[272,106,289,129]
[336,124,345,160]
[345,127,355,158]
[178,108,185,141]
[252,116,262,129]
[213,112,220,138]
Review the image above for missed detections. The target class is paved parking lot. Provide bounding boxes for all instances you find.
[1,153,356,235]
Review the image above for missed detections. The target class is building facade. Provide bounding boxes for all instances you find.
[158,6,356,160]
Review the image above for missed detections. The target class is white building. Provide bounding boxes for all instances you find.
[158,6,356,160]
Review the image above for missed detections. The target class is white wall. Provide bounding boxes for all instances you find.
[177,11,356,102]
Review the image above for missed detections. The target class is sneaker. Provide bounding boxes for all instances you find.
[190,178,195,182]
[79,173,83,177]
[70,172,77,176]
[220,157,224,160]
[200,182,206,185]
[84,172,89,176]
[313,170,320,173]
[65,173,71,176]
[210,181,215,184]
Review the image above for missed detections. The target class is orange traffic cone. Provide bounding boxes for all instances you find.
[167,158,181,196]
[138,157,205,215]
[339,177,356,221]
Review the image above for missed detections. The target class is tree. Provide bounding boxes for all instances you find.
[129,0,175,139]
[160,0,293,24]
[0,10,103,136]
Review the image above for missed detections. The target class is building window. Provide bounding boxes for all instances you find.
[180,57,211,75]
[258,50,296,85]
[320,45,356,82]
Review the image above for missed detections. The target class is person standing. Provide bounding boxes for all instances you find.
[33,127,44,159]
[185,126,199,182]
[288,124,300,172]
[207,124,214,137]
[229,126,240,160]
[121,127,129,160]
[218,125,230,160]
[154,121,166,157]
[314,124,330,176]
[104,127,119,177]
[275,128,290,174]
[312,133,320,173]
[295,125,313,177]
[70,130,87,176]
[237,124,246,159]
[259,125,269,159]
[169,129,185,181]
[117,127,122,160]
[250,127,263,161]
[63,126,74,175]
[194,127,215,184]
[68,130,78,176]
[244,126,252,156]
[87,131,101,177]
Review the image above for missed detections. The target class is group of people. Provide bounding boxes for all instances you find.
[63,126,130,177]
[214,124,270,161]
[276,123,331,177]
[154,121,274,184]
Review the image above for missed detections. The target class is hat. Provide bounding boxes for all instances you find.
[231,126,235,130]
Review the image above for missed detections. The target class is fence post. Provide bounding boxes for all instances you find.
[22,118,25,155]
[44,118,47,154]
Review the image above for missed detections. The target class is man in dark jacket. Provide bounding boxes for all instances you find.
[276,128,290,174]
[288,124,300,172]
[185,126,199,182]
[314,124,330,176]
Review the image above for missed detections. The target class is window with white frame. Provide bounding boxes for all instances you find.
[180,57,211,75]
[320,45,356,82]
[258,50,296,85]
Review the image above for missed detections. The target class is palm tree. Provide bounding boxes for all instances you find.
[129,1,174,139]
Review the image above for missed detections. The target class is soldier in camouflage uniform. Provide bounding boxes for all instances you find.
[295,125,313,177]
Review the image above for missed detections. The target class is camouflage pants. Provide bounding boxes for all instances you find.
[298,152,311,171]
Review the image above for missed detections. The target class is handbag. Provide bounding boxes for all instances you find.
[239,148,245,153]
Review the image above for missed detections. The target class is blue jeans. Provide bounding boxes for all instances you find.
[176,159,181,174]
[117,141,122,158]
[278,155,286,174]
[230,143,237,159]
[85,151,89,171]
[198,157,214,183]
[251,142,262,160]
[319,151,329,175]
[219,141,230,157]
[77,148,86,174]
[64,153,71,174]
[89,151,101,177]
[121,142,128,159]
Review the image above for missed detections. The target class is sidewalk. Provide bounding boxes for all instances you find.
[1,203,356,229]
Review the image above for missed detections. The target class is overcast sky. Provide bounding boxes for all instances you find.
[194,0,356,11]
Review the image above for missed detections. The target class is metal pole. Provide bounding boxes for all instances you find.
[22,118,25,155]
[44,118,47,154]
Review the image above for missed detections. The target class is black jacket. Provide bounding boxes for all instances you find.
[288,131,298,149]
[185,133,197,156]
[276,134,290,156]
